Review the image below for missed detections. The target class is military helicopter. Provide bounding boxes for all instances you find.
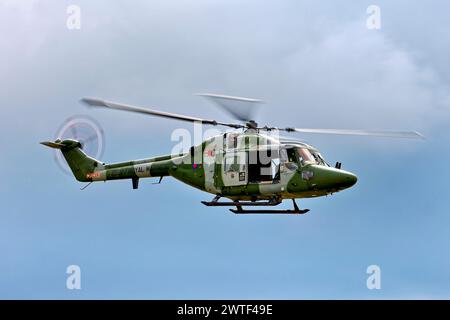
[41,94,423,214]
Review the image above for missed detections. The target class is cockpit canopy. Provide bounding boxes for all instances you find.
[281,146,329,167]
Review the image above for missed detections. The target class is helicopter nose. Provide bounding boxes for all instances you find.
[339,170,358,189]
[309,166,357,191]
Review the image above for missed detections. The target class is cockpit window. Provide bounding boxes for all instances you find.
[282,147,329,167]
[309,152,327,166]
[314,152,329,166]
[297,148,315,166]
[286,148,297,163]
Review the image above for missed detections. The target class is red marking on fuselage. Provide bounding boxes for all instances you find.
[86,172,101,179]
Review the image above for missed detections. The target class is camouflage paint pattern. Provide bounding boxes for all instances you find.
[42,130,357,201]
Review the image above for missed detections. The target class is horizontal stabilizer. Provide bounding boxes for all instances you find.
[40,141,65,149]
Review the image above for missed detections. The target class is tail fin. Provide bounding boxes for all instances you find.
[41,139,102,182]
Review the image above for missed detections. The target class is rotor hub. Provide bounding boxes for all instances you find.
[246,120,258,129]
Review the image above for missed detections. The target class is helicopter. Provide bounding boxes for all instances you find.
[41,94,423,214]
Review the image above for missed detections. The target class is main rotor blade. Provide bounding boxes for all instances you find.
[196,93,263,122]
[281,128,424,139]
[81,98,245,129]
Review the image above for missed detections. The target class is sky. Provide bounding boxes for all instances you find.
[1,0,450,299]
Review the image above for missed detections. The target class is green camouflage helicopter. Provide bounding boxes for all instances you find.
[41,94,423,214]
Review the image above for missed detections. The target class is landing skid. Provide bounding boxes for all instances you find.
[201,196,309,215]
[229,208,309,214]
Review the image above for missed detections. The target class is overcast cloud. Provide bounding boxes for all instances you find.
[1,0,449,137]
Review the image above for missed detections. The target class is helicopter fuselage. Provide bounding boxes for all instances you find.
[81,130,357,202]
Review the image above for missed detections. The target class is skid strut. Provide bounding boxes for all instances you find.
[201,196,309,215]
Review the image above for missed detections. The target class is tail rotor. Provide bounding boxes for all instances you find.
[52,115,105,175]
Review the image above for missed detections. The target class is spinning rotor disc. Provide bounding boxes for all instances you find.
[54,115,105,175]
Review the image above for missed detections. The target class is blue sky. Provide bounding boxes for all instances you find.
[1,0,450,299]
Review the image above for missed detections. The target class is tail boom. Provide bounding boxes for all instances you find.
[42,139,175,184]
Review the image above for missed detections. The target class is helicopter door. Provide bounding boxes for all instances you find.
[222,151,247,187]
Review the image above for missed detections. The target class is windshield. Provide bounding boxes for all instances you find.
[294,148,329,166]
[296,148,315,166]
[311,151,329,166]
[282,147,329,167]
